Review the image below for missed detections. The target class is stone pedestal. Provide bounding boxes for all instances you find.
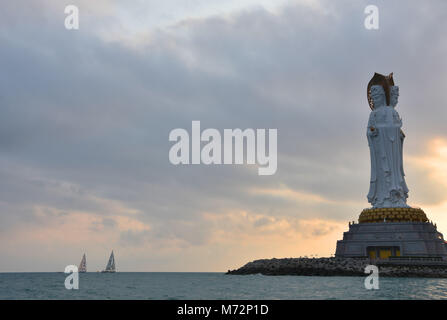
[335,75,447,263]
[335,221,447,260]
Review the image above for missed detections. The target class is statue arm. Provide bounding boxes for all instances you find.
[367,112,378,136]
[400,129,406,176]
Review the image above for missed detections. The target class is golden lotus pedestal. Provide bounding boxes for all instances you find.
[358,207,428,224]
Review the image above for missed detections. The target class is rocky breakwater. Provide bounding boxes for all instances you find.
[226,257,447,278]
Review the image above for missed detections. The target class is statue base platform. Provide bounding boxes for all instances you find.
[335,220,447,260]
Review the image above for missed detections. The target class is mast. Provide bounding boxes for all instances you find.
[103,250,116,272]
[78,253,87,272]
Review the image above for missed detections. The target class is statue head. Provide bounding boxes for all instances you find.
[390,86,399,107]
[367,72,394,109]
[370,85,386,108]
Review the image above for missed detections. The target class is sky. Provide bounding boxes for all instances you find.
[1,0,447,272]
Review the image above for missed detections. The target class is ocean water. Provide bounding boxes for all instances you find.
[1,273,447,300]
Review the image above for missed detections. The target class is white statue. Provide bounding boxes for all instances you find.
[367,85,409,208]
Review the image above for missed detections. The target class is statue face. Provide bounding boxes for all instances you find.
[370,85,386,108]
[390,86,399,107]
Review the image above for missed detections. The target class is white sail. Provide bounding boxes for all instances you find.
[78,253,87,272]
[102,250,116,272]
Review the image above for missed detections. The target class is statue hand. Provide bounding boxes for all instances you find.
[368,126,378,136]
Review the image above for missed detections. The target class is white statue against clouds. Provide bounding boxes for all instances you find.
[367,83,409,208]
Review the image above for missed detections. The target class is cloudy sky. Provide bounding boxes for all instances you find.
[1,0,447,272]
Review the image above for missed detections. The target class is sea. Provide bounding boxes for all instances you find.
[1,272,447,300]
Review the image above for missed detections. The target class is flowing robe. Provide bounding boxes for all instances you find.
[367,106,409,208]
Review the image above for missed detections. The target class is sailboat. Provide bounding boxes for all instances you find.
[78,253,87,273]
[101,250,116,273]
